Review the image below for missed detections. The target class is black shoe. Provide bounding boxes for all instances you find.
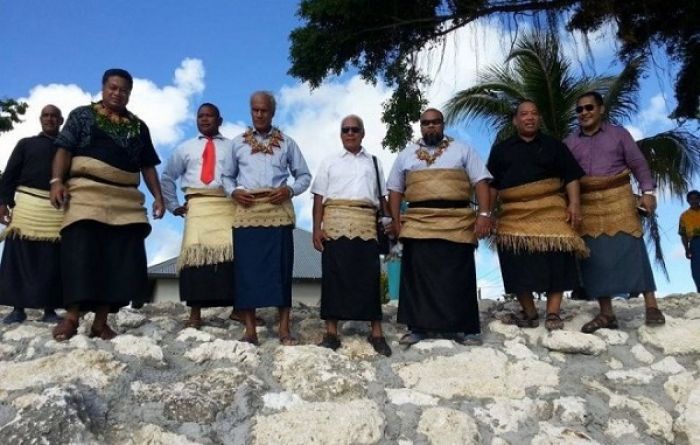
[399,331,426,347]
[368,335,392,357]
[3,309,27,324]
[318,333,341,351]
[40,310,63,324]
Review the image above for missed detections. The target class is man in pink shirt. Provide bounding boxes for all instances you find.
[564,91,664,332]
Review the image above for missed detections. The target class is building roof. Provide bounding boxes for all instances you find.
[147,228,322,280]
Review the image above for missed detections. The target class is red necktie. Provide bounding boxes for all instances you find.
[200,136,216,184]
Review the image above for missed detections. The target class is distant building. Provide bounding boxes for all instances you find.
[147,228,322,306]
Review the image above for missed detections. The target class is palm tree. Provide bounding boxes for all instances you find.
[444,31,700,198]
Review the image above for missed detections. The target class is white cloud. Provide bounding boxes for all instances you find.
[0,58,205,169]
[0,84,92,167]
[638,93,673,130]
[625,124,644,141]
[146,220,183,266]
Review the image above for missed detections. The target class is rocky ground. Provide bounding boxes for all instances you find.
[0,294,699,444]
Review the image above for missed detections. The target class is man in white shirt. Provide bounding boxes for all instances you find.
[161,103,236,328]
[311,114,391,356]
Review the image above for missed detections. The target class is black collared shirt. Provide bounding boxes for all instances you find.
[487,132,584,190]
[0,133,57,207]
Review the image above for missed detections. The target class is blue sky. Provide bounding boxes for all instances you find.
[1,1,696,297]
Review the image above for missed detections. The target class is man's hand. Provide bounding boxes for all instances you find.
[49,181,70,210]
[381,217,397,238]
[232,189,256,207]
[269,186,291,205]
[474,215,492,239]
[392,219,402,238]
[566,203,582,229]
[152,198,165,219]
[312,228,328,252]
[0,205,11,225]
[641,194,657,214]
[686,249,692,260]
[173,205,188,217]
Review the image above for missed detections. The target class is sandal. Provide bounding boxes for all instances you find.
[502,311,540,328]
[645,307,666,326]
[544,313,564,331]
[581,313,618,334]
[279,334,299,346]
[89,324,118,340]
[240,335,259,346]
[52,318,79,342]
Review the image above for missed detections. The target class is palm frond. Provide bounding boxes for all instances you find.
[600,57,645,125]
[637,130,700,199]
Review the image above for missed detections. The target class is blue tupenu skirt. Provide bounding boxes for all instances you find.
[233,226,293,310]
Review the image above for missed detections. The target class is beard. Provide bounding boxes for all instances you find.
[422,132,443,146]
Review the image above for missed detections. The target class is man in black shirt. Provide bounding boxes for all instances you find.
[487,100,586,330]
[0,105,65,323]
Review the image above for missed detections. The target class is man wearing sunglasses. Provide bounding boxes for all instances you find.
[310,115,392,356]
[564,91,664,332]
[387,108,492,347]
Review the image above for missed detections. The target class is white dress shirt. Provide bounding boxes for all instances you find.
[160,134,233,213]
[311,147,387,208]
[387,137,492,193]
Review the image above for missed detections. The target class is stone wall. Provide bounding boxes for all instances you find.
[0,294,698,444]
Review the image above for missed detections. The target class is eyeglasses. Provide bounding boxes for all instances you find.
[420,119,443,127]
[341,126,362,134]
[575,104,596,114]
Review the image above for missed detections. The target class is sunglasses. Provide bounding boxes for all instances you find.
[341,126,362,134]
[420,119,443,127]
[575,104,596,114]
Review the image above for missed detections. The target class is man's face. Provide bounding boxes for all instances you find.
[101,76,131,111]
[512,101,541,138]
[197,106,222,137]
[689,194,700,209]
[576,96,604,132]
[250,95,274,132]
[420,110,444,146]
[340,117,364,152]
[39,106,63,136]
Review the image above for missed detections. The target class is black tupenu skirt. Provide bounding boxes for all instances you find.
[397,238,480,334]
[179,261,235,307]
[497,246,580,295]
[60,220,148,312]
[0,237,62,309]
[320,237,382,321]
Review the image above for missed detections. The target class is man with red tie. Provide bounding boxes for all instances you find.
[161,103,237,328]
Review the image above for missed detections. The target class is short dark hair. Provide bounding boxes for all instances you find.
[512,99,538,117]
[421,107,444,121]
[102,68,133,90]
[198,102,221,119]
[687,190,700,200]
[577,91,604,106]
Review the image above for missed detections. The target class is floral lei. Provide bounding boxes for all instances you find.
[92,102,140,138]
[415,136,453,166]
[243,127,284,155]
